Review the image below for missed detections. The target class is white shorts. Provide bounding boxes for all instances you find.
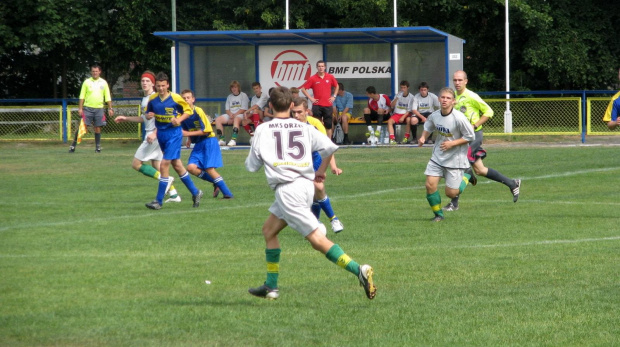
[424,160,464,190]
[218,113,244,123]
[134,140,163,162]
[268,179,318,237]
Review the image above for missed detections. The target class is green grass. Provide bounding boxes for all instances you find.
[1,141,619,346]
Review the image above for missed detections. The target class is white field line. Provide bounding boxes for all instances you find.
[1,236,618,259]
[1,166,620,233]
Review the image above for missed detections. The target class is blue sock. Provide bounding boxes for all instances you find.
[213,176,233,197]
[198,171,215,183]
[180,171,199,196]
[156,177,168,204]
[311,202,321,219]
[318,196,336,220]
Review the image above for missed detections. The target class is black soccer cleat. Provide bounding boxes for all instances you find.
[192,190,204,207]
[248,284,279,300]
[95,146,101,153]
[465,167,477,186]
[511,179,521,203]
[68,146,75,153]
[444,202,458,211]
[145,200,162,210]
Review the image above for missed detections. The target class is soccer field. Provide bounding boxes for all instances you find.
[1,141,619,346]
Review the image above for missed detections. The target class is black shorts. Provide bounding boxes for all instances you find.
[367,109,390,122]
[412,112,432,123]
[311,106,333,129]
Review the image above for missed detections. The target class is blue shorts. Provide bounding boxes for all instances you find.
[157,127,182,160]
[188,137,223,169]
[312,151,322,172]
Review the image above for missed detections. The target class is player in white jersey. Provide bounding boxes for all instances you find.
[418,87,475,222]
[114,71,180,202]
[214,80,250,146]
[245,86,376,300]
[241,82,269,136]
[387,80,415,144]
[411,82,440,144]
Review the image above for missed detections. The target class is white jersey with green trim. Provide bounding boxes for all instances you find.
[140,91,157,134]
[245,117,338,190]
[424,108,475,169]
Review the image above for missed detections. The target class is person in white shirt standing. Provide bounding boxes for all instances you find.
[245,86,377,301]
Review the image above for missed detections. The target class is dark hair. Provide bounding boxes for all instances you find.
[316,60,326,67]
[366,86,377,94]
[156,72,169,83]
[181,89,194,97]
[399,80,409,88]
[270,86,293,112]
[338,82,344,91]
[90,64,102,70]
[251,81,261,88]
[418,81,429,89]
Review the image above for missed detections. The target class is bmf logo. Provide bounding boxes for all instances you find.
[271,50,312,88]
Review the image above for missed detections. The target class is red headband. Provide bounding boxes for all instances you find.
[141,73,155,84]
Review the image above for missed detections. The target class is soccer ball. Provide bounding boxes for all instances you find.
[316,222,327,236]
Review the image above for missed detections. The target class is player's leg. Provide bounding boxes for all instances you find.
[241,116,254,136]
[146,158,171,209]
[341,113,351,145]
[214,114,229,145]
[387,115,399,144]
[205,167,233,198]
[228,115,243,146]
[248,213,286,299]
[171,158,201,206]
[424,160,446,221]
[425,175,444,221]
[474,158,521,202]
[314,182,342,233]
[322,107,334,140]
[410,116,420,143]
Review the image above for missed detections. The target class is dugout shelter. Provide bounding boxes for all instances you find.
[154,27,464,100]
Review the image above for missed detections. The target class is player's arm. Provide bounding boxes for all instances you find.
[315,154,334,183]
[418,130,430,147]
[329,155,342,175]
[114,115,143,123]
[439,137,469,151]
[300,87,315,104]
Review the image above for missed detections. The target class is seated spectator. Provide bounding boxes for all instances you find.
[387,80,415,145]
[262,87,276,122]
[214,80,249,146]
[332,82,353,145]
[242,82,269,136]
[364,86,391,142]
[411,81,440,144]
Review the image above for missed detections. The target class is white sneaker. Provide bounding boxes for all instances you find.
[165,194,181,203]
[227,139,236,146]
[330,218,344,233]
[164,177,174,195]
[218,139,226,146]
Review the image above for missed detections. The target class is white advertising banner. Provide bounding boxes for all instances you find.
[326,62,392,79]
[259,45,323,89]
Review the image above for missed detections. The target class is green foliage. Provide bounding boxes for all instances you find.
[1,0,619,97]
[1,142,619,345]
